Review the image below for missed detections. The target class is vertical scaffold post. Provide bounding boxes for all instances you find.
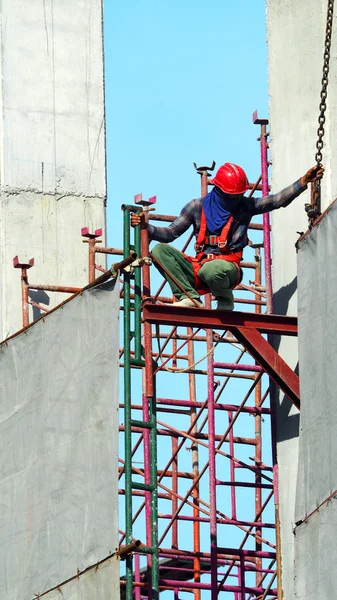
[254,111,282,596]
[194,163,218,599]
[254,245,263,587]
[140,205,159,600]
[253,111,273,314]
[208,327,218,600]
[122,206,134,599]
[81,228,103,284]
[13,256,35,328]
[188,333,201,600]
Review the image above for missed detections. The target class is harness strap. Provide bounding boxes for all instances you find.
[183,253,243,296]
[195,209,234,258]
[195,207,207,248]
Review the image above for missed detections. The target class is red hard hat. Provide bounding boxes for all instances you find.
[209,162,249,194]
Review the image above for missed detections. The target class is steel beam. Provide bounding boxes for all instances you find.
[143,304,300,409]
[234,327,300,409]
[143,304,297,336]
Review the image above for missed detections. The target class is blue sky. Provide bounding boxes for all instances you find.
[103,0,268,247]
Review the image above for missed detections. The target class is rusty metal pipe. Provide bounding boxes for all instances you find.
[21,269,29,328]
[88,238,96,283]
[95,246,123,255]
[118,539,143,559]
[82,253,137,291]
[28,284,81,293]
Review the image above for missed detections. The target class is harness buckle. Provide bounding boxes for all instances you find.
[208,235,218,245]
[194,242,204,252]
[217,240,228,249]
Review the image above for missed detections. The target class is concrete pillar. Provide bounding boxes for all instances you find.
[0,0,106,338]
[267,0,337,596]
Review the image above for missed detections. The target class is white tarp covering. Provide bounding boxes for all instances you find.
[296,200,337,598]
[294,502,337,600]
[0,280,120,600]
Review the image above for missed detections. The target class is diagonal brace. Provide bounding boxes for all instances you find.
[233,326,300,409]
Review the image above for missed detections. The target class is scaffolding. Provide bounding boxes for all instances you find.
[12,114,300,599]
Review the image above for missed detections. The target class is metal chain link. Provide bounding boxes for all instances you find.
[315,0,334,165]
[311,0,334,215]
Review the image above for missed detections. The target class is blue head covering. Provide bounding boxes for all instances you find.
[203,187,237,234]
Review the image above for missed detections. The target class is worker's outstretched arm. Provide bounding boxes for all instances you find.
[252,164,324,214]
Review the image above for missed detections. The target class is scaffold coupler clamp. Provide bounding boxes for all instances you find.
[141,256,152,266]
[123,256,152,274]
[110,252,138,278]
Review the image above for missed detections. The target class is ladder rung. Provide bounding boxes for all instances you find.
[130,419,154,430]
[132,482,155,492]
[130,358,145,367]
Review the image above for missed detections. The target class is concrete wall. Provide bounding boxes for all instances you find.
[295,201,337,600]
[0,0,106,338]
[266,0,337,597]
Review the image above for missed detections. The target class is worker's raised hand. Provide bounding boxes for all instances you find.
[130,212,145,227]
[300,163,324,187]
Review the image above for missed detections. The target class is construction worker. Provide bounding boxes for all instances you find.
[131,162,324,310]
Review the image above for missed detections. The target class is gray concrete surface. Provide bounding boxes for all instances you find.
[0,0,106,338]
[294,201,337,599]
[267,0,337,596]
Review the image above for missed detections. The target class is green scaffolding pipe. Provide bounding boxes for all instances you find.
[130,358,145,367]
[134,223,142,361]
[122,203,142,361]
[122,207,133,598]
[122,202,159,599]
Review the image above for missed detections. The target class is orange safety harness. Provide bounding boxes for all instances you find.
[184,209,243,295]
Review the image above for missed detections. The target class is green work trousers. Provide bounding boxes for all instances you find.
[151,243,239,309]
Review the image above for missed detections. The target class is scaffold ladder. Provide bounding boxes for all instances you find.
[122,205,159,600]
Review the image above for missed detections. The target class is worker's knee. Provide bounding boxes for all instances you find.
[151,243,170,261]
[199,260,238,289]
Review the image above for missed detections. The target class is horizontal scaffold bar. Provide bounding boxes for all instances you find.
[131,482,156,492]
[130,419,155,429]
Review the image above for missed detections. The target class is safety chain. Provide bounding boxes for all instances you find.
[311,0,334,215]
